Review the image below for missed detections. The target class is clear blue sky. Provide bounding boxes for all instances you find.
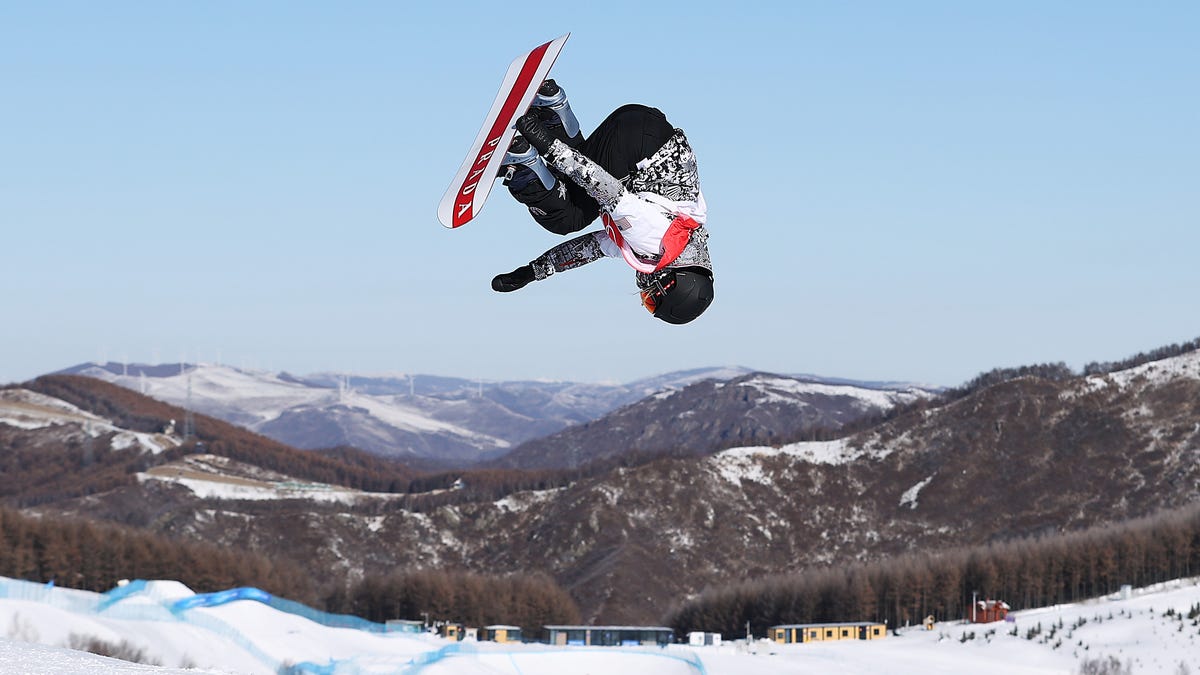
[2,2,1197,387]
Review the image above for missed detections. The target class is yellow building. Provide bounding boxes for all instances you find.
[769,622,886,644]
[479,625,522,643]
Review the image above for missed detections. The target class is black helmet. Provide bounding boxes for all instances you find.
[640,267,714,324]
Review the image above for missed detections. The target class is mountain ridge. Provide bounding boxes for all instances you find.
[11,341,1197,624]
[54,362,936,466]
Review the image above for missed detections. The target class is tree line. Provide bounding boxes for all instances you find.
[1082,337,1200,376]
[330,569,581,634]
[667,504,1200,636]
[0,506,316,603]
[0,507,581,631]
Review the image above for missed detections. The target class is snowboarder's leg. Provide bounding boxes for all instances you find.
[501,135,556,192]
[502,81,595,236]
[531,79,583,148]
[503,134,596,235]
[506,165,598,236]
[579,104,674,183]
[504,104,672,236]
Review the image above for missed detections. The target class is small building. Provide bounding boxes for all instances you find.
[969,600,1010,623]
[687,631,722,647]
[545,625,674,647]
[438,623,462,641]
[479,625,522,643]
[768,622,887,644]
[385,619,426,634]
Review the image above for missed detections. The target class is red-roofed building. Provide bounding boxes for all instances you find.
[970,599,1011,623]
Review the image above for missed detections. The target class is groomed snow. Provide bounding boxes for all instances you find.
[2,576,1199,674]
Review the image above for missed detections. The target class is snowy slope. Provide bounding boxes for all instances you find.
[56,363,764,462]
[493,372,932,469]
[0,389,179,455]
[1078,349,1200,394]
[137,453,409,504]
[1,576,1198,674]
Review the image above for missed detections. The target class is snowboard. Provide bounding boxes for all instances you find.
[437,34,570,229]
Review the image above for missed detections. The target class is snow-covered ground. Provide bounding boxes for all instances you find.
[2,576,1199,674]
[0,389,179,455]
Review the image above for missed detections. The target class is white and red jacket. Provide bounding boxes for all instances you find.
[530,129,712,280]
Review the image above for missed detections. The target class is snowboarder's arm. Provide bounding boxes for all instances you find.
[491,231,614,293]
[530,231,610,279]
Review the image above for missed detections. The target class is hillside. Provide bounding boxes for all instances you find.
[58,363,934,468]
[490,373,933,469]
[2,375,418,500]
[57,363,762,464]
[14,345,1200,625]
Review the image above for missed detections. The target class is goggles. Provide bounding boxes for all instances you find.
[639,271,677,315]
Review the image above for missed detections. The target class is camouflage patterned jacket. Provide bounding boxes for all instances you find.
[529,130,712,285]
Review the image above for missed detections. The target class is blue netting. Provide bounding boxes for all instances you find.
[0,578,708,675]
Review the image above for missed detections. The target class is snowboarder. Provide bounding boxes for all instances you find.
[491,80,714,325]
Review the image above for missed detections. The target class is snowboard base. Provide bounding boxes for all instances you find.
[437,34,570,229]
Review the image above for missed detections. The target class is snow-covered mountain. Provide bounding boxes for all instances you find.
[32,347,1199,624]
[492,372,934,469]
[10,344,1200,628]
[50,363,722,463]
[51,363,930,466]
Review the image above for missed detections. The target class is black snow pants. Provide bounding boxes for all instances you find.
[509,104,675,236]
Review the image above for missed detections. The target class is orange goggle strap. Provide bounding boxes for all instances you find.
[640,272,677,314]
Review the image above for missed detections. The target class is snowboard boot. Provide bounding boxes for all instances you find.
[532,79,582,147]
[500,134,556,191]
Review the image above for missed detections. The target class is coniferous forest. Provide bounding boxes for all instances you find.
[668,504,1200,636]
[12,494,1182,638]
[0,507,579,634]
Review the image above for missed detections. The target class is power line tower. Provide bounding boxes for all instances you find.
[182,368,195,442]
[81,421,95,468]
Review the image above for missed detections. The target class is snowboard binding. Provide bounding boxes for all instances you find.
[500,134,556,191]
[501,78,582,192]
[531,79,581,143]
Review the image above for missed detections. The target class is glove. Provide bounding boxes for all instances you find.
[491,265,536,292]
[514,110,558,156]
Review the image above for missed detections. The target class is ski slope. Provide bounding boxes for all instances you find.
[2,576,1200,674]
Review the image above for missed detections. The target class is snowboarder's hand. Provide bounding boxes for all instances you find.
[515,111,556,156]
[492,265,536,292]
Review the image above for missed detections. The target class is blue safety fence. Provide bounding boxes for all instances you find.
[0,577,709,675]
[0,577,436,673]
[95,579,149,612]
[0,577,102,614]
[167,586,395,634]
[172,586,271,610]
[267,595,394,633]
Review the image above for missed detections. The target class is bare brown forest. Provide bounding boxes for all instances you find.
[668,505,1200,636]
